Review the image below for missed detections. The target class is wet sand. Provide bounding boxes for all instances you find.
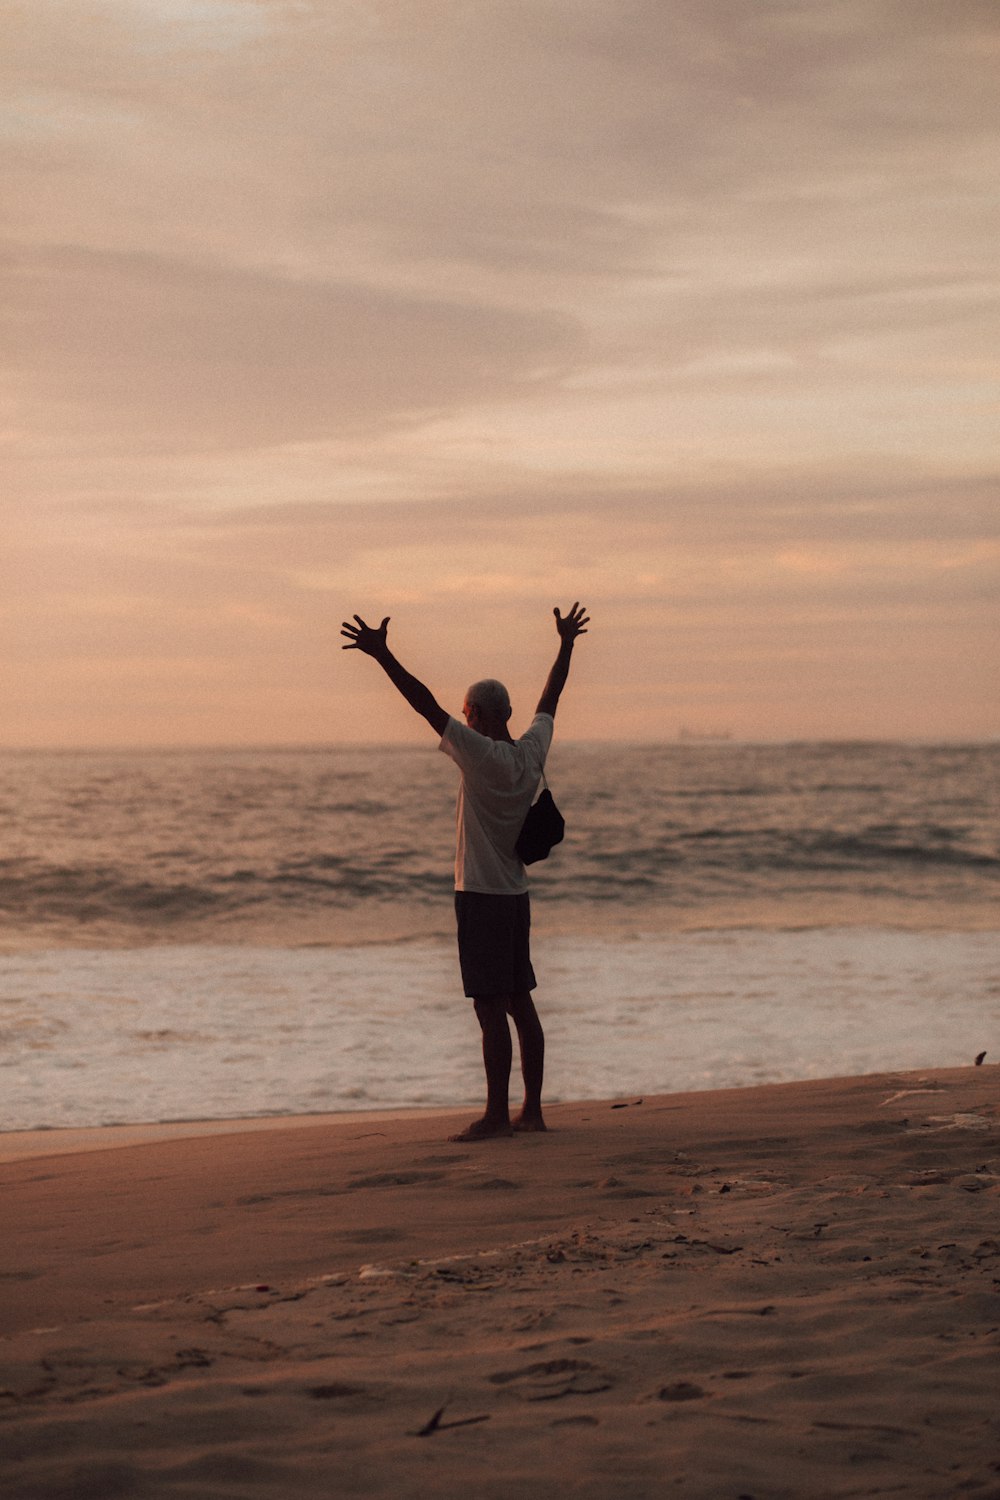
[2,1066,999,1498]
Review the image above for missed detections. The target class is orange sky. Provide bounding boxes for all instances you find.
[3,0,998,746]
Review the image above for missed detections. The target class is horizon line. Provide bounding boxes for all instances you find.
[1,735,996,755]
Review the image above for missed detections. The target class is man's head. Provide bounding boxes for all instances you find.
[463,678,512,738]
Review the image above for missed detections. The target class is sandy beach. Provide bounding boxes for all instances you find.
[2,1066,999,1499]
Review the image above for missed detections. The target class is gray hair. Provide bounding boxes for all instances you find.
[465,678,511,719]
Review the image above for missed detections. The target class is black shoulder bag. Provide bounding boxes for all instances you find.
[515,771,565,865]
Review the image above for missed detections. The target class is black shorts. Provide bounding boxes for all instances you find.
[454,891,536,999]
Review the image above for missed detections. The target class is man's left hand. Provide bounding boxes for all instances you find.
[341,614,390,657]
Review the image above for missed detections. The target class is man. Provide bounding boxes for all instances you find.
[340,602,589,1141]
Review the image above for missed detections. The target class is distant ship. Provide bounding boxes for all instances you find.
[677,726,734,742]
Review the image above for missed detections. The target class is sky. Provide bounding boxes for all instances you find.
[3,0,998,747]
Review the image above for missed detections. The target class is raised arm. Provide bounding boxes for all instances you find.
[535,602,589,719]
[341,614,449,736]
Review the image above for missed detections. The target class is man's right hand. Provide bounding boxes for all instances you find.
[537,601,589,718]
[554,602,589,644]
[341,614,390,658]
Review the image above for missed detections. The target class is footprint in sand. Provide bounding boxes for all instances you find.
[349,1171,448,1189]
[334,1225,407,1245]
[307,1383,366,1400]
[488,1358,613,1401]
[657,1381,706,1402]
[594,1176,656,1199]
[174,1349,213,1369]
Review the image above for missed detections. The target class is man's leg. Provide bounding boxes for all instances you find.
[449,995,514,1142]
[507,990,546,1132]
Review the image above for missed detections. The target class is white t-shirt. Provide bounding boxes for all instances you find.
[439,713,554,894]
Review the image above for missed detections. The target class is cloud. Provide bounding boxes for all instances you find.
[1,242,581,447]
[9,1,997,276]
[5,0,996,435]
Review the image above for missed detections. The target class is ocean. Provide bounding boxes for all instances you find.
[1,741,996,1132]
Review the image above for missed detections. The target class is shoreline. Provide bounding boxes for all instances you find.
[4,926,997,1143]
[4,1036,997,1163]
[0,1105,447,1165]
[3,1066,999,1498]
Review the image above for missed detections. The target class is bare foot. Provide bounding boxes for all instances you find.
[448,1116,513,1143]
[512,1111,547,1133]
